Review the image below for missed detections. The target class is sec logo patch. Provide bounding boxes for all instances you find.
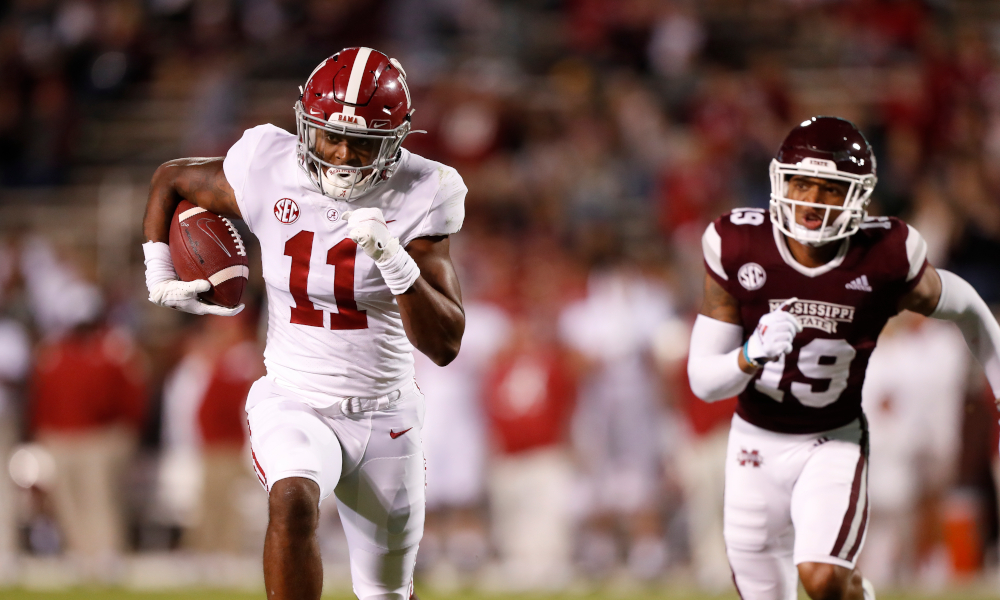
[274,198,299,224]
[738,263,766,290]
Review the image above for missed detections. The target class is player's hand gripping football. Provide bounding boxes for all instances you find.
[743,298,802,368]
[343,207,399,262]
[342,207,420,295]
[142,242,244,316]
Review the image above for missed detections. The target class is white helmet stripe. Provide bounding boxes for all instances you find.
[400,75,411,110]
[341,47,373,117]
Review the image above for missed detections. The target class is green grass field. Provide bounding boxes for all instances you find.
[0,588,998,600]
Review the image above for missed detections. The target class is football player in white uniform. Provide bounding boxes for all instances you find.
[141,47,466,600]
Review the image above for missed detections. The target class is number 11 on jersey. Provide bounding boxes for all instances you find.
[284,231,368,330]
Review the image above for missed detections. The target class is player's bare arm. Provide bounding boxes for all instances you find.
[398,235,464,366]
[140,157,245,317]
[699,272,754,374]
[698,273,759,374]
[700,272,741,324]
[897,263,942,315]
[142,157,241,243]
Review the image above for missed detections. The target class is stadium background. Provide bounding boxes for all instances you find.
[1,0,1000,598]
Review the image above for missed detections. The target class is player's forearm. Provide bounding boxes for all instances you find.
[687,314,754,402]
[143,162,185,242]
[143,159,238,242]
[930,269,1000,399]
[398,279,465,366]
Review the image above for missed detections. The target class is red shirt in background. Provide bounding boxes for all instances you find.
[31,327,146,434]
[198,341,262,448]
[484,346,576,455]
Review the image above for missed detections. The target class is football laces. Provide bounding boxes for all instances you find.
[221,217,247,257]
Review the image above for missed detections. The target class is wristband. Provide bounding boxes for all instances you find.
[143,241,177,289]
[743,341,763,369]
[375,246,420,295]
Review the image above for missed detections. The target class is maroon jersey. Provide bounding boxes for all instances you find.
[703,208,929,433]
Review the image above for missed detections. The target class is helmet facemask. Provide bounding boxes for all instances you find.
[768,158,876,247]
[295,101,411,201]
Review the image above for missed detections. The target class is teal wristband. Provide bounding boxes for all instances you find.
[743,341,763,369]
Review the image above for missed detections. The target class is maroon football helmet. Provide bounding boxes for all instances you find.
[769,116,878,246]
[295,47,412,200]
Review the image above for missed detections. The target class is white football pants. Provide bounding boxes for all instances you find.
[724,414,869,600]
[247,377,425,600]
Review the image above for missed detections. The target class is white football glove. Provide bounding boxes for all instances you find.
[343,207,399,262]
[142,241,244,317]
[342,208,420,295]
[744,298,802,367]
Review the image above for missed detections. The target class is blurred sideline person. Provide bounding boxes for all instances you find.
[159,320,220,532]
[859,313,968,586]
[187,314,264,554]
[558,264,674,580]
[687,116,1000,600]
[650,310,737,592]
[29,287,147,579]
[0,283,30,575]
[141,47,466,600]
[674,360,736,592]
[483,315,576,589]
[413,300,510,579]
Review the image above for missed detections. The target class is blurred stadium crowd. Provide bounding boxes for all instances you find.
[1,0,1000,594]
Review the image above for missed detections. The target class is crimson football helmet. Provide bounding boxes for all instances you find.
[295,47,412,200]
[769,116,877,246]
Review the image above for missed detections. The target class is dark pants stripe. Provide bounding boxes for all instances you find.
[845,491,870,562]
[831,452,865,557]
[831,415,870,559]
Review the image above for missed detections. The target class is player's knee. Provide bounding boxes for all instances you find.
[798,562,853,600]
[268,477,320,538]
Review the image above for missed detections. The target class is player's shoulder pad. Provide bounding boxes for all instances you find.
[233,123,290,155]
[702,220,727,281]
[254,122,293,140]
[903,222,928,282]
[859,216,927,282]
[415,161,467,239]
[224,125,290,189]
[703,208,770,281]
[436,164,467,225]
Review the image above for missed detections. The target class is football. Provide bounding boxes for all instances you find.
[168,200,249,308]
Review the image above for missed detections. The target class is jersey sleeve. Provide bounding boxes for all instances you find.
[404,165,467,244]
[222,125,271,233]
[876,218,929,303]
[703,217,741,298]
[904,224,929,284]
[702,220,728,283]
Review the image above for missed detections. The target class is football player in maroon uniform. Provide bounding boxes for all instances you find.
[687,116,1000,600]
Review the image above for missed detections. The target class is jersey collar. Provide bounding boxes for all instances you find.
[772,223,849,278]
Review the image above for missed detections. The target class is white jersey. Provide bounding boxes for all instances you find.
[223,124,466,405]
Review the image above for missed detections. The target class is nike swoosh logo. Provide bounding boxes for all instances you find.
[389,427,412,439]
[196,218,232,257]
